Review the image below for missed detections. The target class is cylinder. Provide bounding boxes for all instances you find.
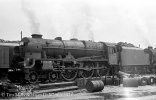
[123,78,138,87]
[86,80,104,92]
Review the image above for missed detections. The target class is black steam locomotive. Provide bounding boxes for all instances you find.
[0,42,19,79]
[1,34,156,83]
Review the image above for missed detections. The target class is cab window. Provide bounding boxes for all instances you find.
[109,47,117,54]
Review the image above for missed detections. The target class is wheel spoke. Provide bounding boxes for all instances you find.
[80,70,94,78]
[97,64,107,77]
[61,65,78,81]
[48,71,58,82]
[28,72,38,83]
[80,63,94,78]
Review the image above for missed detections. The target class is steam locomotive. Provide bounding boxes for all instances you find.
[0,42,19,79]
[1,34,156,83]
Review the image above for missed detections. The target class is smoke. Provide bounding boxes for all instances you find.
[82,5,94,41]
[87,23,94,41]
[21,0,40,34]
[69,2,94,41]
[134,15,150,46]
[123,9,151,47]
[135,26,151,47]
[71,23,79,39]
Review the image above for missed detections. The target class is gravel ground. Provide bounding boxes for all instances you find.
[7,85,156,100]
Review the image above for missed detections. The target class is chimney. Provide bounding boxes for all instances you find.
[31,34,42,39]
[55,37,62,40]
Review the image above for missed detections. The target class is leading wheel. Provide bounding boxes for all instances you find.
[48,71,58,82]
[61,65,78,81]
[80,63,94,78]
[28,72,38,83]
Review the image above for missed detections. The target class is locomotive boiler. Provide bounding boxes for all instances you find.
[21,34,104,59]
[8,34,118,83]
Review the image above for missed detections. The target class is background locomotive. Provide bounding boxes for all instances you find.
[1,34,156,84]
[0,42,19,80]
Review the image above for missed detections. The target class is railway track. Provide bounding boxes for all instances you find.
[33,81,79,94]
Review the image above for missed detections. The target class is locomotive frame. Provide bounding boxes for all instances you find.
[7,34,119,83]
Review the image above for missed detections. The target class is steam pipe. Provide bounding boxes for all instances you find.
[25,59,35,68]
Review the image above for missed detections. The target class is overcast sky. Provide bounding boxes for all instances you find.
[0,0,156,48]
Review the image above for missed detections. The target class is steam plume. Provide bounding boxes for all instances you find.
[70,3,94,41]
[21,0,40,34]
[124,10,150,47]
[83,5,94,41]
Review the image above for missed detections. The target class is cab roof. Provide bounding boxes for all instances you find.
[0,42,19,46]
[103,42,117,47]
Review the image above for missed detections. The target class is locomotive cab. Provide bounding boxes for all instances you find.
[104,42,118,65]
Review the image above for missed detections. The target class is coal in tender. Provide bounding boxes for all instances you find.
[86,80,104,92]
